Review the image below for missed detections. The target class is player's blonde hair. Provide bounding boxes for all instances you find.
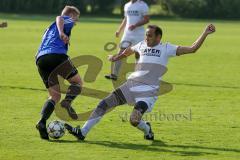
[61,6,80,16]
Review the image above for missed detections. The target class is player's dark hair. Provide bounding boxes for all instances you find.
[147,25,163,37]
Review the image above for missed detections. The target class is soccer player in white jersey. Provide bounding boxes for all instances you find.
[105,0,149,80]
[65,24,216,141]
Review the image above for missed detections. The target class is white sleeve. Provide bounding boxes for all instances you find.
[166,42,178,57]
[141,3,149,16]
[124,4,127,17]
[131,42,142,53]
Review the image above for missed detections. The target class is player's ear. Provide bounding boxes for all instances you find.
[156,35,161,41]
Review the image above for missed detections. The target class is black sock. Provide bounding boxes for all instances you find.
[64,84,82,104]
[40,99,55,123]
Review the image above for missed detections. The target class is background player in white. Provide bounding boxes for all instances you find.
[105,0,149,80]
[65,24,216,141]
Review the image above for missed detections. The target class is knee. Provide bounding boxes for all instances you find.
[68,84,82,95]
[95,99,117,116]
[130,109,142,127]
[130,116,140,127]
[97,100,109,110]
[129,101,148,127]
[50,93,61,103]
[134,101,148,114]
[69,74,83,87]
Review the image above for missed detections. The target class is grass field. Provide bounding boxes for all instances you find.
[0,14,240,160]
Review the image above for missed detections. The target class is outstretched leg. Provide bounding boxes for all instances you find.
[65,88,126,140]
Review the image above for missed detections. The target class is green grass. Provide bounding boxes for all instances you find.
[0,14,240,160]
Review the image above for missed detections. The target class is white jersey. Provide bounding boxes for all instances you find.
[118,41,178,111]
[131,41,178,65]
[123,0,149,38]
[129,40,178,85]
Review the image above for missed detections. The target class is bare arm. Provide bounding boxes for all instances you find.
[129,15,150,31]
[176,24,216,56]
[56,16,69,44]
[116,17,127,37]
[108,47,136,62]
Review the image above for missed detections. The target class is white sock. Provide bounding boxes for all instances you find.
[137,120,150,135]
[81,116,102,137]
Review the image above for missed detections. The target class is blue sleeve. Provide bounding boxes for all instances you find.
[63,16,74,25]
[62,16,74,36]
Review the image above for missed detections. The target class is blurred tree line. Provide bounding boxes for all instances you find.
[0,0,156,15]
[0,0,117,14]
[160,0,240,18]
[0,0,239,18]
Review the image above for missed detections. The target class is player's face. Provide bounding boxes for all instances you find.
[145,28,158,47]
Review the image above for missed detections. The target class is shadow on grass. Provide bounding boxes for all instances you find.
[151,140,240,153]
[48,138,240,155]
[171,82,240,90]
[0,85,46,92]
[1,81,240,94]
[48,139,213,156]
[49,139,80,143]
[82,139,217,156]
[85,139,240,156]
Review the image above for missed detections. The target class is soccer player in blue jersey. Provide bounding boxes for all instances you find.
[35,6,82,140]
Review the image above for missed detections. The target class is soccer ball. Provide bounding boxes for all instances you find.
[47,120,65,139]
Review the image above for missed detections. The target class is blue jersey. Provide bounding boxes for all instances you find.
[36,16,74,60]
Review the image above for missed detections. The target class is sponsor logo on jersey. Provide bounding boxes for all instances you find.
[143,48,162,57]
[127,10,139,16]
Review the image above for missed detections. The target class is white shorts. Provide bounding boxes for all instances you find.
[120,35,144,49]
[119,80,159,113]
[135,96,158,113]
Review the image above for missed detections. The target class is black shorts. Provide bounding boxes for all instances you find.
[36,54,78,88]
